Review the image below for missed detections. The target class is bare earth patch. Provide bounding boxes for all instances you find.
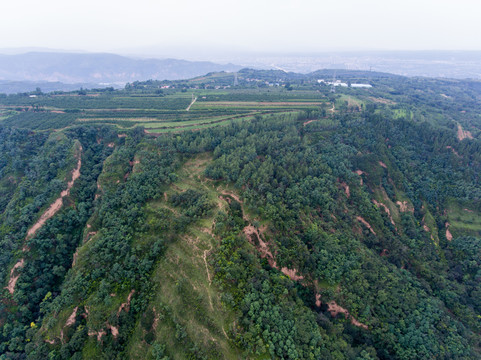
[340,182,350,198]
[25,145,83,240]
[446,146,461,158]
[6,258,25,294]
[356,216,376,235]
[88,329,106,342]
[152,307,160,331]
[243,224,302,280]
[65,307,78,327]
[457,124,473,141]
[354,170,366,185]
[396,201,414,213]
[243,225,274,260]
[221,191,243,203]
[108,324,119,338]
[84,231,97,244]
[327,301,368,329]
[280,267,304,281]
[117,289,135,315]
[372,200,395,226]
[445,222,453,241]
[303,119,318,126]
[203,247,212,285]
[378,161,387,169]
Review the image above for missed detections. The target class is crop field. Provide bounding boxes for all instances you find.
[0,88,329,133]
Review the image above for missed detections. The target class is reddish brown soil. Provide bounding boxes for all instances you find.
[108,324,119,338]
[280,267,304,281]
[88,329,106,342]
[117,289,135,315]
[152,307,160,331]
[354,170,366,185]
[84,231,97,243]
[65,307,78,327]
[446,146,461,157]
[72,249,79,266]
[243,224,302,280]
[221,191,243,203]
[356,216,376,235]
[237,191,369,330]
[203,247,212,285]
[445,222,453,241]
[341,182,350,198]
[378,161,387,169]
[327,301,368,329]
[372,200,395,226]
[396,201,414,213]
[6,259,25,294]
[26,146,82,240]
[303,119,318,126]
[244,225,274,260]
[457,124,473,141]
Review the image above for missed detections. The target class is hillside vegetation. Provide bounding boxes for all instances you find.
[1,70,481,359]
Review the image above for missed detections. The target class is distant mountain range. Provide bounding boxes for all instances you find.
[0,52,241,85]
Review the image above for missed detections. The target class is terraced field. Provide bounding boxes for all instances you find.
[0,89,331,133]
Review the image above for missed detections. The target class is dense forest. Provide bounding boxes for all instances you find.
[1,70,481,359]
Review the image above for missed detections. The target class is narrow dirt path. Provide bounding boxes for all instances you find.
[203,243,214,310]
[26,145,83,240]
[6,259,24,294]
[203,247,212,285]
[6,145,83,295]
[186,96,197,111]
[303,119,318,126]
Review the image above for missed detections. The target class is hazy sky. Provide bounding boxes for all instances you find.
[1,0,481,57]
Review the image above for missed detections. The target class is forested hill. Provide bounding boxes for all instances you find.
[1,73,481,359]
